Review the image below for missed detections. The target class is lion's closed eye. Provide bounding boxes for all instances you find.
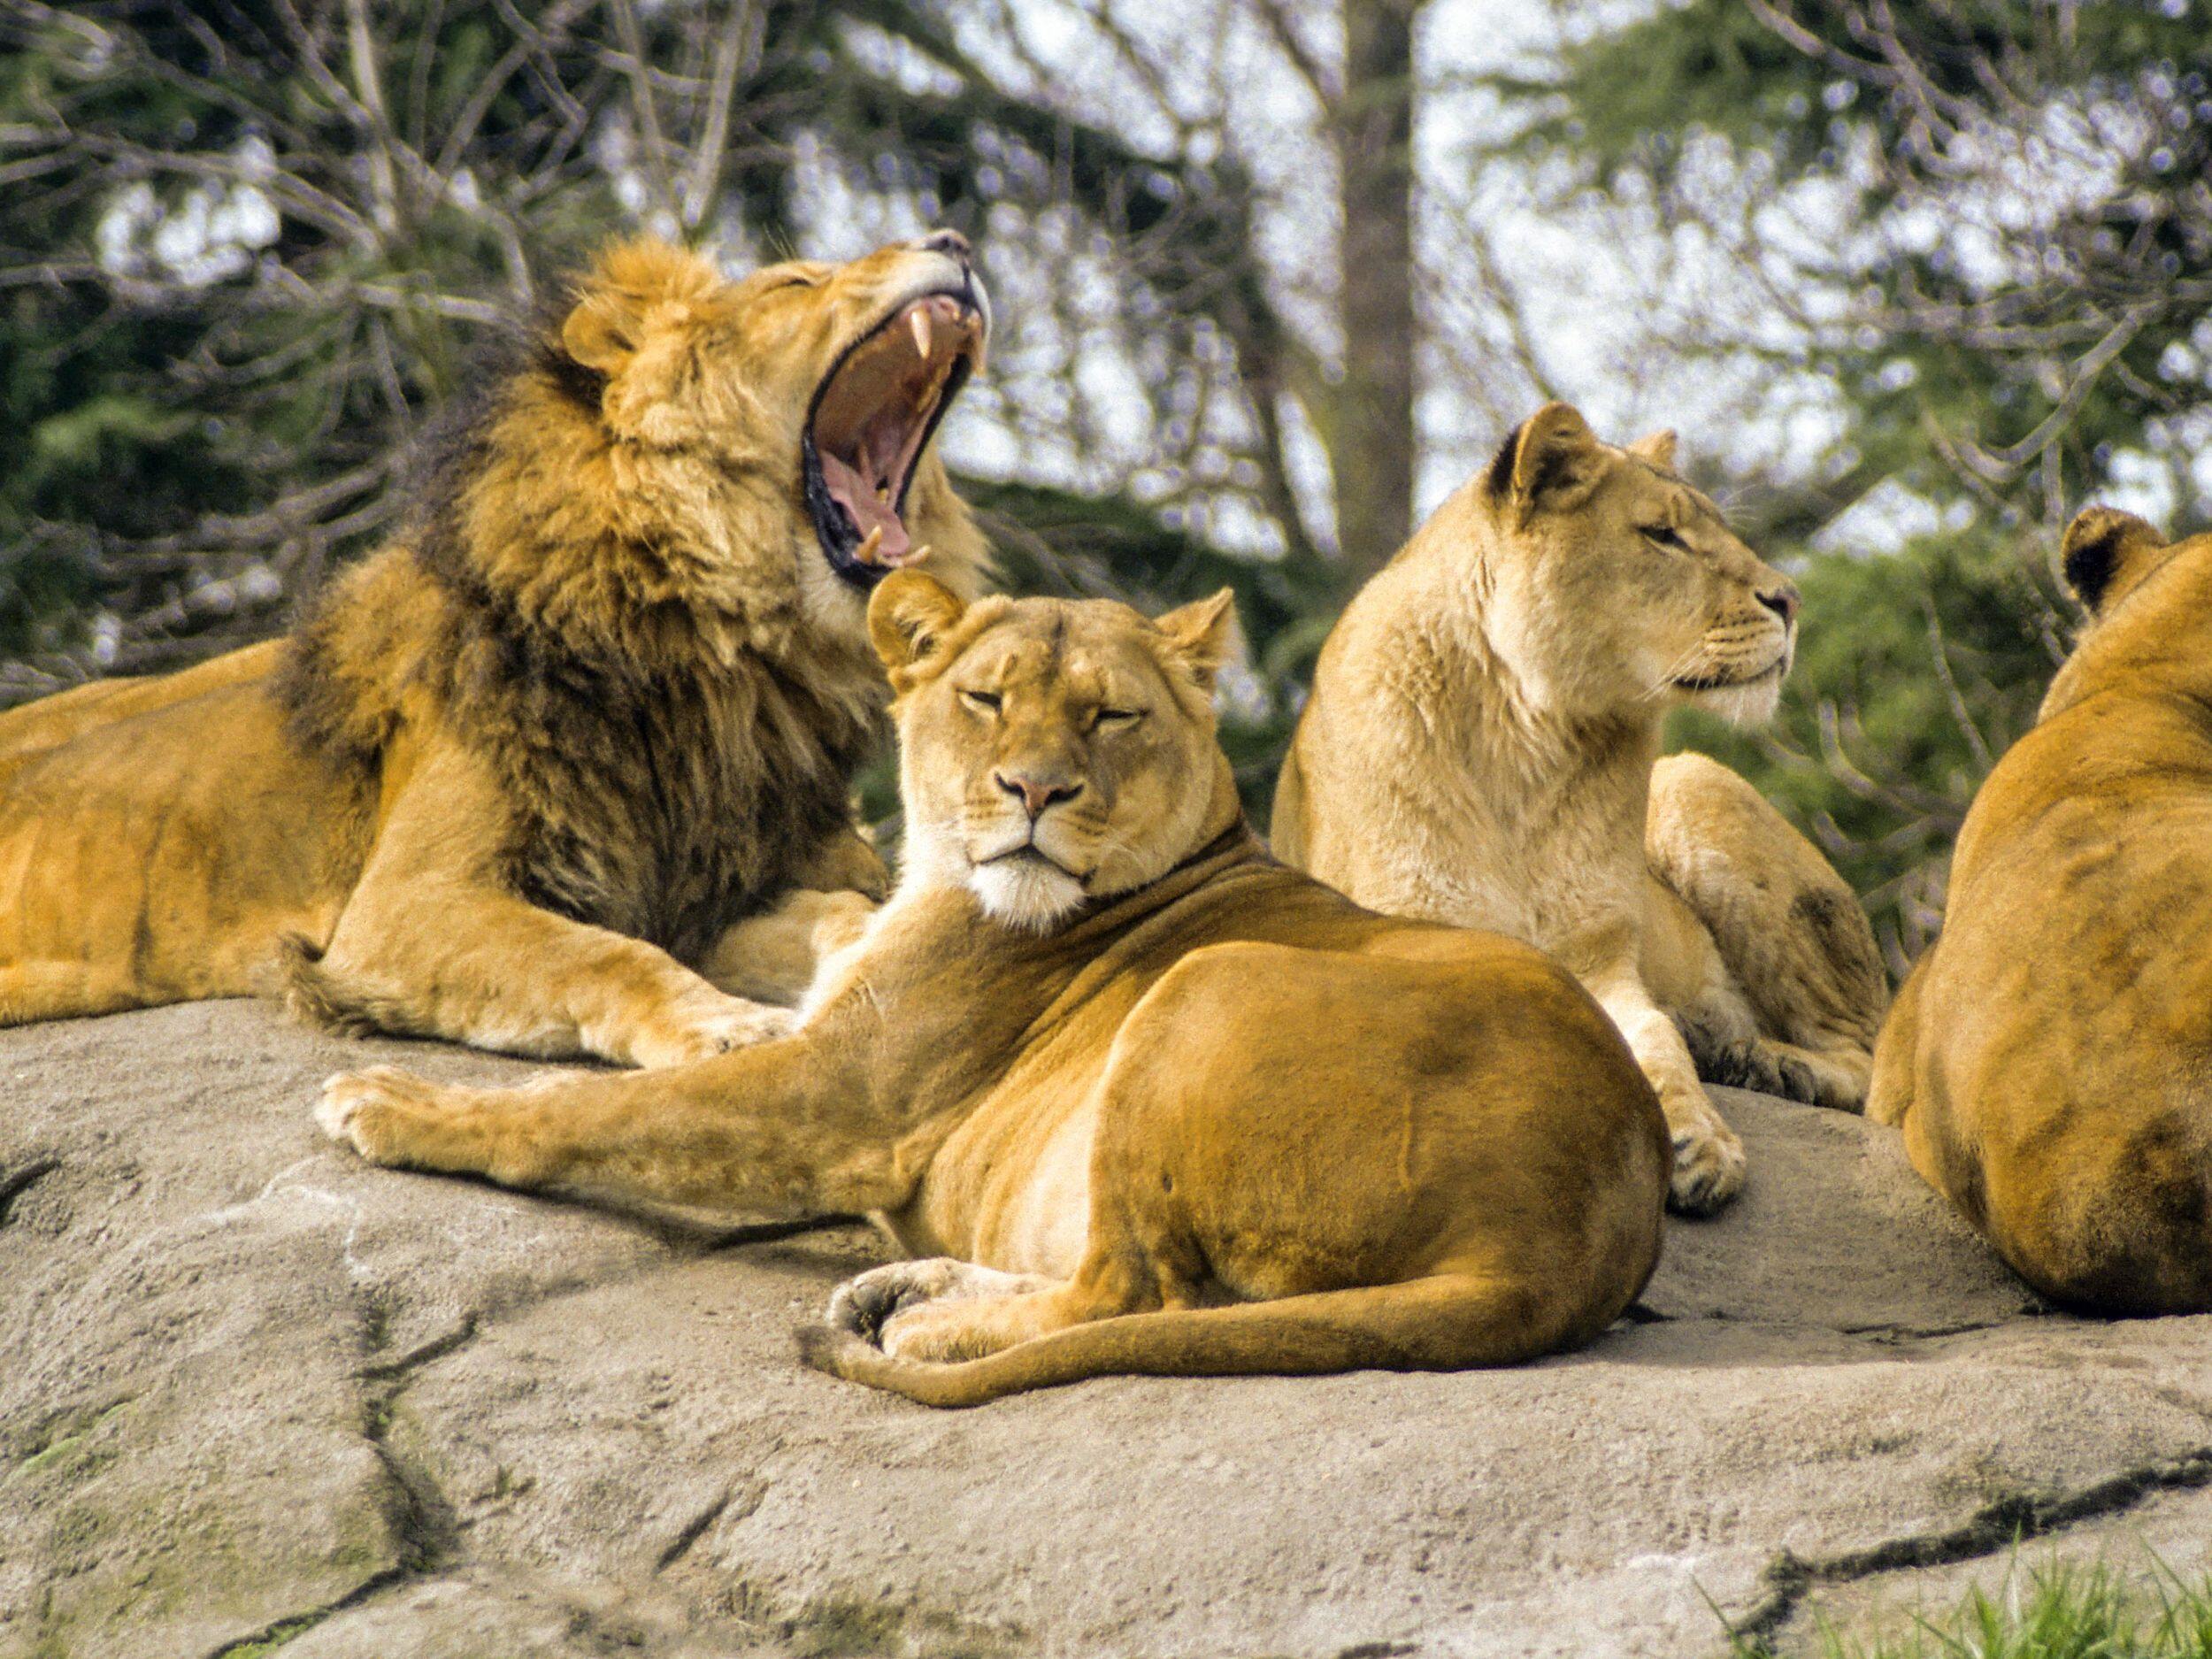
[1640,525,1688,551]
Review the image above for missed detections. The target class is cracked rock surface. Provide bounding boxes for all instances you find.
[3,1000,2208,1658]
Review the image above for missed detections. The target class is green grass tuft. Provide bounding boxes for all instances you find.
[1732,1562,2212,1659]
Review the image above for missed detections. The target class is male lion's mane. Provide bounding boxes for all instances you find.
[276,285,878,974]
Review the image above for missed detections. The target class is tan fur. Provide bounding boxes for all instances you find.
[1870,509,2212,1314]
[0,236,990,1064]
[1273,404,1887,1216]
[318,575,1670,1406]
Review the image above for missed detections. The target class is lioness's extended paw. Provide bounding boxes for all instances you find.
[628,989,794,1069]
[1667,1115,1747,1216]
[317,1065,455,1165]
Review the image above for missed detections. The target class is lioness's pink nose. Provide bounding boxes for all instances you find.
[1758,584,1800,626]
[995,771,1080,819]
[916,228,971,261]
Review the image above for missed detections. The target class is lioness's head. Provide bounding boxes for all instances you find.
[2038,505,2212,720]
[534,232,989,633]
[1460,403,1800,725]
[866,572,1241,931]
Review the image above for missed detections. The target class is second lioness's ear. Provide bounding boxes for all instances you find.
[869,571,968,673]
[1154,588,1240,691]
[2061,506,2166,617]
[1486,402,1606,518]
[1628,429,1678,469]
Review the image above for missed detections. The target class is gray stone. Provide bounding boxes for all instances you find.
[2,1001,2208,1658]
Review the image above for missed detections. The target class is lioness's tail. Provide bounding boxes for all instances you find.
[798,1271,1597,1409]
[1647,753,1887,1097]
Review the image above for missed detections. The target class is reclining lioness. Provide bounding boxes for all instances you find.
[319,574,1670,1405]
[1274,403,1888,1216]
[1870,508,2212,1315]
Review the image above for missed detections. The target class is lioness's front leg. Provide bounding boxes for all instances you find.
[1586,966,1747,1216]
[318,1038,910,1217]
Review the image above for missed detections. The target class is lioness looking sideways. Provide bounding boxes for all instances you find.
[318,575,1671,1407]
[1274,403,1887,1216]
[0,234,989,1064]
[1870,508,2212,1315]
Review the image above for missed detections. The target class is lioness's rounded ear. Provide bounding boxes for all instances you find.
[1486,402,1605,518]
[869,571,968,673]
[1628,429,1678,469]
[1155,588,1240,689]
[2061,505,2165,616]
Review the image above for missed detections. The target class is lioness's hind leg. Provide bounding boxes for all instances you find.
[826,1258,1057,1346]
[824,1260,1075,1363]
[1647,753,1886,1111]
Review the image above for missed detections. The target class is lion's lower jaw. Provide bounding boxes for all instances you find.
[1686,670,1785,728]
[967,859,1087,933]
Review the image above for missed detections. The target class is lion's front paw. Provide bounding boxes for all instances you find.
[317,1065,455,1166]
[1666,1111,1747,1217]
[629,990,795,1069]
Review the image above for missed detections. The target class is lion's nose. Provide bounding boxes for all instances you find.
[915,228,971,262]
[1757,584,1800,626]
[995,770,1081,819]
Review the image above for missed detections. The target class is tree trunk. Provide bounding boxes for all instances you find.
[1332,0,1418,578]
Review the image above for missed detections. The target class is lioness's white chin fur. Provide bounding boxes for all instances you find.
[1694,671,1786,727]
[968,858,1087,933]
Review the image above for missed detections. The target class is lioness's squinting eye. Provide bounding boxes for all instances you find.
[1640,525,1688,551]
[959,688,1002,716]
[1093,708,1144,732]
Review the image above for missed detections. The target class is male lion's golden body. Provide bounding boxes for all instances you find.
[0,234,990,1064]
[319,575,1670,1406]
[1871,509,2212,1315]
[1274,404,1887,1215]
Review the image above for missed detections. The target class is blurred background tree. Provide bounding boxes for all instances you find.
[3,0,2208,969]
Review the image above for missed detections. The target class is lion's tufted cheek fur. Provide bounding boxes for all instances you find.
[870,574,1240,931]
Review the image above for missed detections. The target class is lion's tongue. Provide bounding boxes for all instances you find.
[819,449,913,566]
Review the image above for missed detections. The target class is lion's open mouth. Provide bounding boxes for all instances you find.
[803,285,986,589]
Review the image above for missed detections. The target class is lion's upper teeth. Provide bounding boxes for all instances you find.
[910,307,932,358]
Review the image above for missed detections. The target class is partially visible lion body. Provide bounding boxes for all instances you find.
[0,236,989,1064]
[319,575,1671,1407]
[1275,404,1888,1216]
[1870,510,2212,1315]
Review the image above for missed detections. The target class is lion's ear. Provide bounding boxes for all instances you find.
[1628,429,1678,469]
[563,240,719,373]
[2061,506,2166,616]
[1154,588,1240,690]
[561,292,641,375]
[1486,403,1606,518]
[869,572,968,673]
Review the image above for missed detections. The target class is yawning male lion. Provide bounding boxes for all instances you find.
[318,575,1670,1407]
[0,233,989,1064]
